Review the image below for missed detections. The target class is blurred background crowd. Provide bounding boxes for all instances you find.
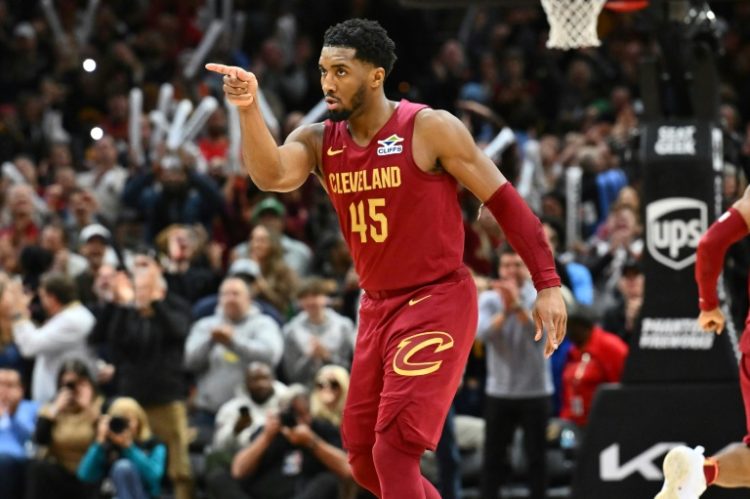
[0,0,749,498]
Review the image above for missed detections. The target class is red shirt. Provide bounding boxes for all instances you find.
[322,100,464,292]
[0,222,39,249]
[198,137,229,163]
[560,327,629,426]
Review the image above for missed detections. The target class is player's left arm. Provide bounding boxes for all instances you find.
[695,185,750,333]
[414,109,566,356]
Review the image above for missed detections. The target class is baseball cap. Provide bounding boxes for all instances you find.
[80,224,111,243]
[228,258,261,280]
[252,197,285,221]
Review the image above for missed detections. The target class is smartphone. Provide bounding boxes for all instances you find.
[279,408,297,428]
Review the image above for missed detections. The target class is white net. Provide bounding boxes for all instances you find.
[541,0,608,50]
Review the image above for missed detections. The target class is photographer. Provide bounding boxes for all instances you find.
[78,397,167,499]
[206,386,351,499]
[89,253,193,499]
[26,359,102,499]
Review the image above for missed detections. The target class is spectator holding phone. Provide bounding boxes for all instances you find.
[157,224,223,306]
[211,362,288,454]
[206,385,351,499]
[78,397,167,499]
[27,359,102,499]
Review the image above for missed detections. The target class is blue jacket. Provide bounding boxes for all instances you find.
[0,400,38,458]
[77,440,167,497]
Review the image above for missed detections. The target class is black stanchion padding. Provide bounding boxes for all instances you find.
[573,383,746,499]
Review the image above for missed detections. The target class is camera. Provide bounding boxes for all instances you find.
[63,381,77,391]
[279,408,297,428]
[109,416,129,434]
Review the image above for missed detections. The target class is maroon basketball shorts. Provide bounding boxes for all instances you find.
[341,267,478,454]
[741,353,750,446]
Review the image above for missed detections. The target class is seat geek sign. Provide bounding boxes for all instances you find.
[653,125,697,156]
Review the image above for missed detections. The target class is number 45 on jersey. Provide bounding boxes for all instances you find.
[350,198,388,243]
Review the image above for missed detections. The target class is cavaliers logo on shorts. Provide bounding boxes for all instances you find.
[392,331,454,376]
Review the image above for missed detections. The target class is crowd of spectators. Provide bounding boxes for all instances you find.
[0,0,749,498]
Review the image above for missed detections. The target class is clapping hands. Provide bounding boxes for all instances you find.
[0,278,31,320]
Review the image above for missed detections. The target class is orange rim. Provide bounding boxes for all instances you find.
[604,0,649,12]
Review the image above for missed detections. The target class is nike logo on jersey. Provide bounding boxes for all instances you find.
[327,146,345,156]
[408,295,432,306]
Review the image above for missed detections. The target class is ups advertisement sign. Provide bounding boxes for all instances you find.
[624,121,738,383]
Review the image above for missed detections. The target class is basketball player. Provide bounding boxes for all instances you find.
[207,19,566,499]
[657,185,750,498]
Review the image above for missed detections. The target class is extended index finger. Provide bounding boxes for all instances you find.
[205,63,235,76]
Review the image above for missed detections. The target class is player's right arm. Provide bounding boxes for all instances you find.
[206,63,319,192]
[695,185,750,333]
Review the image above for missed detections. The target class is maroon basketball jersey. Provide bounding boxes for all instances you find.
[322,100,464,292]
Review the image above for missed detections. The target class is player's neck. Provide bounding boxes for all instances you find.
[346,97,396,147]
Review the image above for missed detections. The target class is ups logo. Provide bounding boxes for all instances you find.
[646,198,707,271]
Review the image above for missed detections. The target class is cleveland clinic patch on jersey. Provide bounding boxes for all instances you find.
[376,134,404,156]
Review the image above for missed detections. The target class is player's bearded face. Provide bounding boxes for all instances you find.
[327,83,366,122]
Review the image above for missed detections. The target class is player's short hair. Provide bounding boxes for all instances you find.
[323,19,397,77]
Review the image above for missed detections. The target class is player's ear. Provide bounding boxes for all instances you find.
[370,67,385,89]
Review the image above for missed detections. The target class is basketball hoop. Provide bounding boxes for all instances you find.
[541,0,649,50]
[541,0,608,50]
[605,0,649,13]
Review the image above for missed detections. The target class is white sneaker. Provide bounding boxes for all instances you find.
[655,445,708,499]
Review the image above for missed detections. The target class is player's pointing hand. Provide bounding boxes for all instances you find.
[532,287,567,358]
[205,63,258,108]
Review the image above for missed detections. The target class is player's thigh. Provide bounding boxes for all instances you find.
[341,302,385,451]
[376,275,478,451]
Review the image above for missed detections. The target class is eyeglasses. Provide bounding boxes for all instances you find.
[315,380,341,391]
